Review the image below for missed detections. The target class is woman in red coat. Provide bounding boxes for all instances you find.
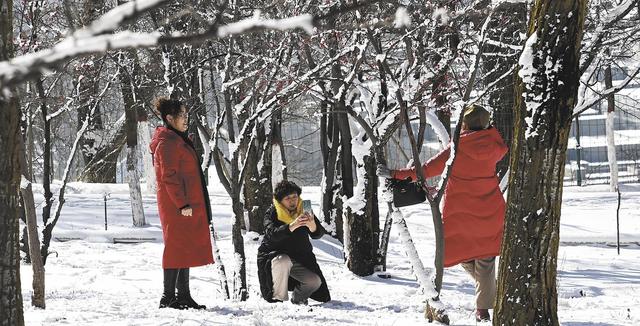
[150,97,214,310]
[379,105,507,322]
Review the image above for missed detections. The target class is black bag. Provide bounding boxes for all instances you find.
[387,178,426,207]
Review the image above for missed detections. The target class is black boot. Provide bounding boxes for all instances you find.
[176,268,206,310]
[159,268,181,309]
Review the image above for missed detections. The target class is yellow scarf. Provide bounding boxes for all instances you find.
[273,197,303,225]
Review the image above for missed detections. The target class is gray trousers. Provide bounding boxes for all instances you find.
[271,254,322,303]
[461,257,497,309]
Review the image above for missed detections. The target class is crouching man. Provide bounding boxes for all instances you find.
[257,180,331,304]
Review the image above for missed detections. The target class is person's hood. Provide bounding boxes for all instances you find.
[458,127,504,161]
[149,126,179,157]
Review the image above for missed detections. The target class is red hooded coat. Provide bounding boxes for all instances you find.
[150,126,214,269]
[394,127,508,267]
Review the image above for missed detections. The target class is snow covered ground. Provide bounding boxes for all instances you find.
[20,182,640,325]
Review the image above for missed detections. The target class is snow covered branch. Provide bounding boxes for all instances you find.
[573,64,640,117]
[579,0,640,74]
[0,0,386,89]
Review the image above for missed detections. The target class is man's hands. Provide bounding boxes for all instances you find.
[180,206,193,217]
[376,164,393,178]
[289,212,317,233]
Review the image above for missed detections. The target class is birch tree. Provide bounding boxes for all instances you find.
[118,52,146,226]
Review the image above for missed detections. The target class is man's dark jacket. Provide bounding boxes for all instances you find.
[256,205,331,303]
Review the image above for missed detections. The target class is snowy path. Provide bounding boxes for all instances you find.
[21,183,640,325]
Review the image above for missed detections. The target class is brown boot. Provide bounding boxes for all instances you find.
[476,309,490,322]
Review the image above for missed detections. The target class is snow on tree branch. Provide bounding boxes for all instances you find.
[573,64,640,116]
[0,0,386,89]
[75,0,171,38]
[579,0,639,74]
[217,12,314,37]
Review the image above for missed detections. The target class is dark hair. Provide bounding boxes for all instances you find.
[462,104,490,131]
[153,96,185,124]
[273,180,302,202]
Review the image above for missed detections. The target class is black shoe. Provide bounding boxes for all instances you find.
[175,268,207,309]
[177,295,206,310]
[291,298,308,305]
[159,295,181,309]
[160,269,181,309]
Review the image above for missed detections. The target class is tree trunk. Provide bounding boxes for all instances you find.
[0,95,26,325]
[484,1,527,180]
[223,77,248,300]
[76,0,107,172]
[126,147,145,226]
[495,1,587,325]
[605,63,618,192]
[243,123,272,234]
[139,120,156,192]
[271,109,287,186]
[344,146,379,276]
[0,0,26,321]
[120,58,146,227]
[78,121,125,183]
[320,104,341,239]
[37,79,53,233]
[18,137,46,308]
[230,197,248,301]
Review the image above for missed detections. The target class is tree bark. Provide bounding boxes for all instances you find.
[0,0,26,322]
[120,55,146,227]
[0,95,26,325]
[243,123,272,234]
[78,120,125,183]
[37,79,54,232]
[271,109,287,185]
[344,146,379,276]
[76,0,107,174]
[222,68,247,300]
[139,120,156,192]
[495,1,587,325]
[18,136,46,308]
[320,104,341,239]
[604,63,618,192]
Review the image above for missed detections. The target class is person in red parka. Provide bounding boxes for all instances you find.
[378,104,507,322]
[150,97,214,310]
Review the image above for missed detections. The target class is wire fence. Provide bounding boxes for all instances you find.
[564,95,640,186]
[282,92,640,188]
[113,86,640,188]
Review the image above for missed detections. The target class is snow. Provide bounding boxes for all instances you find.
[518,31,541,140]
[344,130,372,215]
[217,11,315,38]
[492,0,527,4]
[162,51,174,95]
[425,110,450,148]
[19,181,640,325]
[431,8,450,25]
[20,175,31,190]
[393,7,412,28]
[74,0,169,39]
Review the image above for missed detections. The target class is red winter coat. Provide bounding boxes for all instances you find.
[150,126,214,269]
[394,127,508,267]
